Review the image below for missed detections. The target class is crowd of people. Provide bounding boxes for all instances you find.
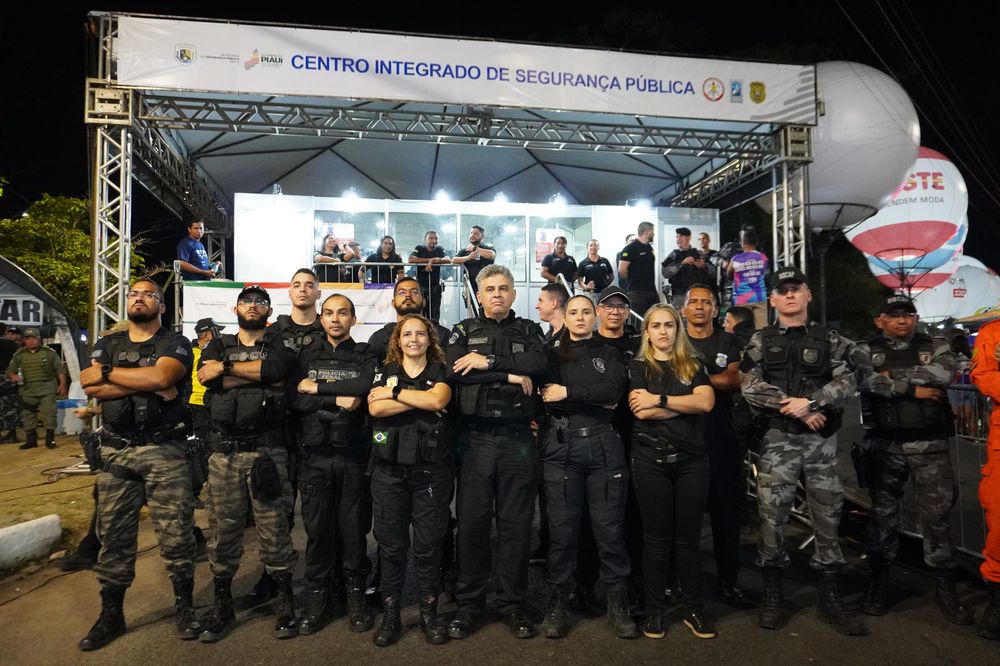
[5,216,986,653]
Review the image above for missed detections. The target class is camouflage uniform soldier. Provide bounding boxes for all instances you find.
[739,267,866,636]
[0,325,21,442]
[6,327,67,449]
[856,295,971,623]
[77,278,200,651]
[197,285,299,642]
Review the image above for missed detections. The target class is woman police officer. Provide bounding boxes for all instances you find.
[538,294,638,639]
[367,314,453,647]
[627,303,716,640]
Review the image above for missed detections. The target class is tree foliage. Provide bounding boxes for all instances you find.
[0,194,145,327]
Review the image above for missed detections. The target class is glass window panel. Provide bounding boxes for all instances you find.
[460,214,527,283]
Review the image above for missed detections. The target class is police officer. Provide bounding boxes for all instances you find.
[451,225,496,288]
[661,227,714,310]
[0,324,20,443]
[367,314,454,646]
[739,267,866,636]
[682,284,747,605]
[77,278,199,651]
[245,268,326,606]
[293,293,377,635]
[409,231,449,321]
[367,277,451,364]
[618,222,658,317]
[6,327,67,449]
[856,295,972,623]
[445,264,548,640]
[538,294,637,639]
[196,285,300,642]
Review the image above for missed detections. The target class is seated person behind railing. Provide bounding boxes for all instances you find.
[364,236,405,284]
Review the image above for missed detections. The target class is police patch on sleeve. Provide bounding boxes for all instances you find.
[91,350,102,359]
[593,358,606,373]
[386,376,398,389]
[373,372,382,383]
[715,353,728,368]
[448,331,460,345]
[176,346,190,356]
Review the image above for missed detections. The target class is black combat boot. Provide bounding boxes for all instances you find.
[172,577,201,640]
[2,428,16,443]
[246,571,276,604]
[373,595,402,647]
[758,566,784,630]
[79,585,127,651]
[299,579,332,635]
[44,429,56,449]
[347,576,373,632]
[199,577,235,643]
[418,593,449,645]
[606,583,639,639]
[862,556,889,616]
[541,586,570,639]
[933,568,973,625]
[816,570,867,636]
[447,607,481,639]
[19,430,37,450]
[272,572,298,639]
[979,580,1000,640]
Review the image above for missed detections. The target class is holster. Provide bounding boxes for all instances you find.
[250,453,282,501]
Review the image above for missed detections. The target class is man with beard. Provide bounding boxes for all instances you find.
[368,277,451,365]
[445,264,548,640]
[77,278,199,651]
[409,231,450,322]
[682,284,747,606]
[293,294,377,635]
[618,222,658,317]
[196,286,300,642]
[662,227,714,310]
[452,225,496,289]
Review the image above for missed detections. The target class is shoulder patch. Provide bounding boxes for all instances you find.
[175,346,190,356]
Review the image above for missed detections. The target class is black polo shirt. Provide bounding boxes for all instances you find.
[620,239,655,291]
[455,242,495,286]
[410,244,447,289]
[542,252,577,284]
[577,256,614,291]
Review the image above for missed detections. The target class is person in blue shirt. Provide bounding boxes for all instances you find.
[176,220,215,281]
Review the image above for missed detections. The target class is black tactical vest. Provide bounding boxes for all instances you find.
[866,333,951,435]
[272,314,323,353]
[760,324,832,398]
[454,317,542,422]
[204,334,286,435]
[101,329,188,433]
[299,344,369,446]
[371,366,447,466]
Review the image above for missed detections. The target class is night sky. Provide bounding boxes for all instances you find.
[3,2,998,269]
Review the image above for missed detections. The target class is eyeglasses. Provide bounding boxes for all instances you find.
[238,297,270,307]
[127,290,160,301]
[774,284,803,295]
[394,288,421,297]
[599,302,630,311]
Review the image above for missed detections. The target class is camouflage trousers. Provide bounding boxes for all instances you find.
[756,428,846,571]
[0,380,20,429]
[95,440,196,588]
[863,436,956,569]
[207,443,296,579]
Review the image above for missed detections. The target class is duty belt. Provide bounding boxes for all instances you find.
[213,429,282,454]
[633,432,679,463]
[101,423,187,449]
[553,422,614,443]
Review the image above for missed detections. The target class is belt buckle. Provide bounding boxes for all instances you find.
[664,453,679,463]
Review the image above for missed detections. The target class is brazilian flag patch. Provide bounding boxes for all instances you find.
[373,431,389,445]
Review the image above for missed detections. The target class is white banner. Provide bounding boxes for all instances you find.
[0,295,44,327]
[180,281,395,343]
[117,16,816,124]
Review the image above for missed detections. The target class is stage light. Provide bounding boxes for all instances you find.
[435,189,450,201]
[493,192,508,204]
[548,193,567,212]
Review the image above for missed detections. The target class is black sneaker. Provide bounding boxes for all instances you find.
[683,609,717,639]
[642,613,666,639]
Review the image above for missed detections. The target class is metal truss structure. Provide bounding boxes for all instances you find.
[86,12,812,328]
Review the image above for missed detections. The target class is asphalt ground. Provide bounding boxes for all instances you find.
[1,482,997,665]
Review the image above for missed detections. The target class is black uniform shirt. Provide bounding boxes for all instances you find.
[541,252,578,284]
[199,330,297,392]
[577,257,614,292]
[628,357,710,454]
[272,314,325,353]
[368,321,452,367]
[445,310,548,386]
[689,329,741,439]
[410,245,448,287]
[662,248,714,294]
[455,242,495,286]
[364,252,404,284]
[371,361,447,431]
[620,239,656,291]
[544,337,626,422]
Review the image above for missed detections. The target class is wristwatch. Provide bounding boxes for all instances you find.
[658,394,668,408]
[392,385,402,400]
[808,398,820,412]
[485,354,497,370]
[100,364,113,380]
[222,359,233,375]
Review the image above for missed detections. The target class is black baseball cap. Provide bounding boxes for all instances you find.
[4,325,21,335]
[676,227,692,236]
[598,286,630,305]
[237,285,271,303]
[194,318,225,333]
[880,295,918,315]
[769,266,808,291]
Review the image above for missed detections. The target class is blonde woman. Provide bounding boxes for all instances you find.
[627,304,716,640]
